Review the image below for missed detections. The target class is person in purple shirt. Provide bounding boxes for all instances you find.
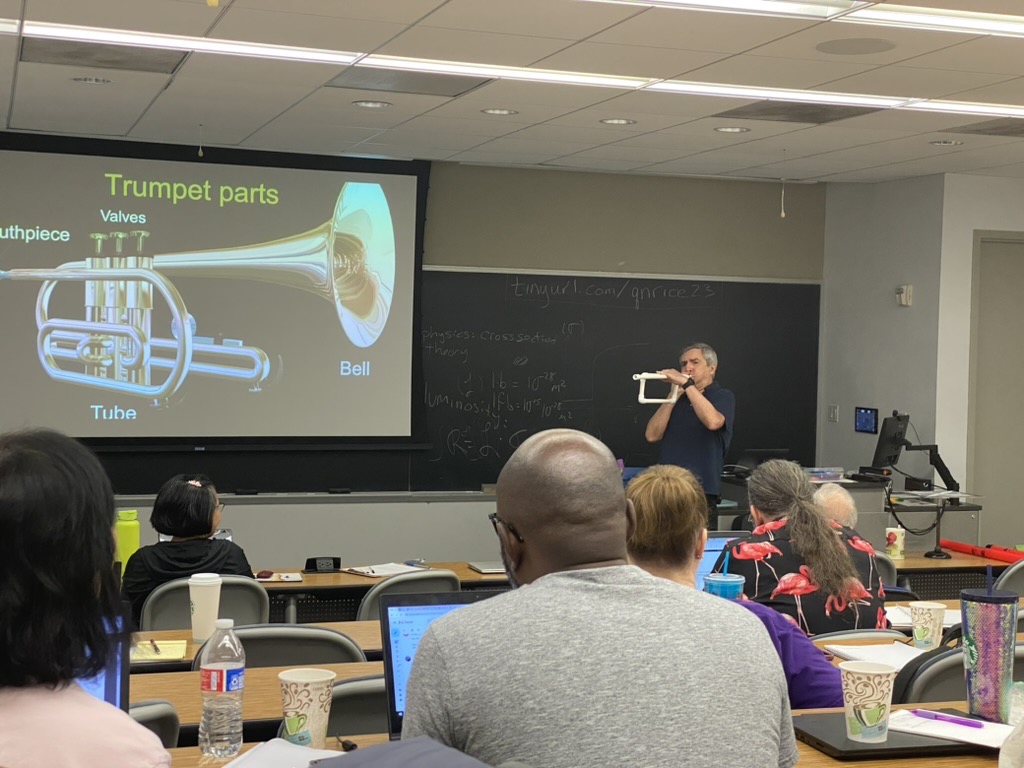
[625,463,842,710]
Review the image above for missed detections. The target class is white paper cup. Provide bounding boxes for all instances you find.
[884,527,905,560]
[840,661,897,743]
[279,668,337,749]
[909,601,946,650]
[188,573,222,642]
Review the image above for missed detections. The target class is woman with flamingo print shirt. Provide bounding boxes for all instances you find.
[713,459,886,636]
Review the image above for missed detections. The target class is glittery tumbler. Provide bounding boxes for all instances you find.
[961,588,1019,723]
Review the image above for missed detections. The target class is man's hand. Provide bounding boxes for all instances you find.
[657,368,692,391]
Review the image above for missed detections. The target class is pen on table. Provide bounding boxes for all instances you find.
[909,709,984,728]
[149,639,161,655]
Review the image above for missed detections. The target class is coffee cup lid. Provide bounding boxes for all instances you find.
[961,587,1018,604]
[189,573,222,585]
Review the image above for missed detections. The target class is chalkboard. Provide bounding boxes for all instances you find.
[99,269,819,493]
[410,270,820,490]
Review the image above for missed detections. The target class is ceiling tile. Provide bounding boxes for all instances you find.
[590,8,817,54]
[683,54,875,90]
[375,26,571,67]
[545,108,689,133]
[10,61,169,136]
[419,0,642,40]
[534,42,726,79]
[545,156,646,171]
[942,77,1024,107]
[233,0,446,25]
[598,90,756,118]
[551,143,686,164]
[383,114,530,138]
[830,108,978,132]
[750,21,978,65]
[732,124,918,159]
[899,37,1024,77]
[819,65,1012,99]
[450,148,565,164]
[472,135,596,156]
[24,0,218,35]
[172,51,344,88]
[504,122,637,145]
[347,141,458,160]
[642,152,767,175]
[0,0,19,15]
[243,119,381,155]
[210,7,406,52]
[657,116,812,139]
[285,86,453,127]
[891,0,1024,14]
[366,126,492,151]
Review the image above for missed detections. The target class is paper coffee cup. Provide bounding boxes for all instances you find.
[188,573,222,642]
[884,527,905,560]
[279,668,337,749]
[908,601,946,649]
[840,661,897,743]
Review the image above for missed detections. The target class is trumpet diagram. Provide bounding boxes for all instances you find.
[0,182,395,403]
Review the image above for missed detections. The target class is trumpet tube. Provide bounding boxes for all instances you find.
[632,372,680,404]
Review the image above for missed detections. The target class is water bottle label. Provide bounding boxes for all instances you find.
[201,666,245,693]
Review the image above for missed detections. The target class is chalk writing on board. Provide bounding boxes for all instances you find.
[507,276,717,310]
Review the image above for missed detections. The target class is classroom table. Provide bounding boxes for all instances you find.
[261,561,508,623]
[895,554,1010,601]
[167,702,998,767]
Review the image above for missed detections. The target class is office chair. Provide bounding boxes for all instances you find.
[894,645,1024,704]
[191,624,365,670]
[277,675,388,740]
[355,569,461,621]
[129,699,180,748]
[994,559,1024,596]
[812,628,908,642]
[872,550,920,600]
[140,575,269,631]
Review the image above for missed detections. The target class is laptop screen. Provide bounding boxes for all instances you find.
[380,591,501,738]
[75,616,130,711]
[696,533,747,591]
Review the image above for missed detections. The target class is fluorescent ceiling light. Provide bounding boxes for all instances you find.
[900,100,1024,119]
[579,0,869,21]
[0,18,19,35]
[843,6,1024,38]
[647,80,905,108]
[358,55,654,89]
[21,21,361,64]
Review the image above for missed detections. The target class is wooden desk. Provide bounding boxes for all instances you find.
[131,662,383,727]
[134,621,381,672]
[260,562,507,623]
[168,705,998,767]
[895,552,1009,601]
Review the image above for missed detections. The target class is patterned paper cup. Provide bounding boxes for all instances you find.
[909,601,946,650]
[839,661,898,743]
[278,668,337,748]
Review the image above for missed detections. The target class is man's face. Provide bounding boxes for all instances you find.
[680,348,716,389]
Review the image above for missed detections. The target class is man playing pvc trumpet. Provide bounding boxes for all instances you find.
[644,342,735,527]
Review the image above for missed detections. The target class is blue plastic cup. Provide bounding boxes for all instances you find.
[704,573,745,599]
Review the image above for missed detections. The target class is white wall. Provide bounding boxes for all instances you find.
[819,176,944,477]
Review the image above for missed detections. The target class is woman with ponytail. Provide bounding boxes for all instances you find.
[714,459,886,635]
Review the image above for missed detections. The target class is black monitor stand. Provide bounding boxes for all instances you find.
[903,442,959,560]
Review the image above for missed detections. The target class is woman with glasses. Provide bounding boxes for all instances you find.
[122,474,253,628]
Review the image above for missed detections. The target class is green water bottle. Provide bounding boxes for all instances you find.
[115,509,141,575]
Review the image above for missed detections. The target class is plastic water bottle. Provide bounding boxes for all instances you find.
[198,618,245,758]
[114,509,140,575]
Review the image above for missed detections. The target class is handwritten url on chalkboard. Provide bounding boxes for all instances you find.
[508,276,717,309]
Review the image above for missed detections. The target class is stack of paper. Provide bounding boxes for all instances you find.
[822,641,925,670]
[131,640,187,662]
[886,605,960,629]
[343,562,430,578]
[224,738,340,767]
[888,710,1012,749]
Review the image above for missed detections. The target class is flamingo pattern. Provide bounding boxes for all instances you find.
[713,517,887,635]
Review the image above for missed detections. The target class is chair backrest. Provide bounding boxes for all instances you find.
[140,575,269,631]
[356,569,461,621]
[895,644,1024,704]
[812,628,908,642]
[994,560,1024,596]
[129,699,180,748]
[191,625,365,670]
[873,550,898,586]
[277,675,388,740]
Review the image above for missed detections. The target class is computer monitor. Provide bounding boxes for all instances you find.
[871,412,910,468]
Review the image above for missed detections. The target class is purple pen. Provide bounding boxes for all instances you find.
[908,709,984,729]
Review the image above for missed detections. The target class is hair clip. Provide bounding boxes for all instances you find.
[187,479,202,488]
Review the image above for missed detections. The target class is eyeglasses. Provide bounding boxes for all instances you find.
[488,512,524,543]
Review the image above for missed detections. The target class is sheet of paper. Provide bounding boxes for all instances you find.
[343,562,428,578]
[224,738,342,768]
[130,639,187,662]
[886,605,960,629]
[255,572,303,582]
[823,641,924,670]
[888,709,1011,749]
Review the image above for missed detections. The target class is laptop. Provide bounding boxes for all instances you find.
[696,531,749,591]
[75,616,130,711]
[794,711,981,760]
[380,591,501,740]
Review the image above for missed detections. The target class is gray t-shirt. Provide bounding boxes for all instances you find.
[403,565,798,768]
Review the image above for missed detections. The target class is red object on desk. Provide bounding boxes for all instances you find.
[940,539,1024,563]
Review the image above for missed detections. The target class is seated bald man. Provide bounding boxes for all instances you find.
[402,429,797,768]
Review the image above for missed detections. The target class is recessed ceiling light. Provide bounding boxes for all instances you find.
[600,118,637,125]
[715,126,751,133]
[71,76,112,85]
[930,139,964,146]
[352,100,392,109]
[481,108,519,116]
